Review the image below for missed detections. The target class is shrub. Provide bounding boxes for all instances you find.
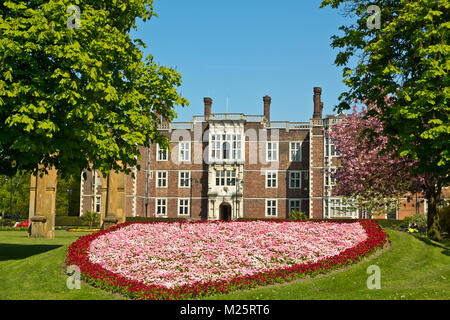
[81,211,100,229]
[402,213,427,230]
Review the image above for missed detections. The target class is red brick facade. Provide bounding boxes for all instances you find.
[80,88,437,221]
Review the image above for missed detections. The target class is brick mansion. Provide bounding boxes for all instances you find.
[80,87,429,221]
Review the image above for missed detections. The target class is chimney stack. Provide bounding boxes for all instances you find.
[263,95,271,121]
[204,97,212,116]
[313,87,323,119]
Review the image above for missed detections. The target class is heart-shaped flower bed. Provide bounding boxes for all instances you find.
[65,219,387,299]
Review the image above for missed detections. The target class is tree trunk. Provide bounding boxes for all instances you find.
[426,185,441,241]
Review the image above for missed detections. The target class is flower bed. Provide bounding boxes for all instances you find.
[65,219,387,300]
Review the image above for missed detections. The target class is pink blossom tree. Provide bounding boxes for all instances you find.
[328,104,418,217]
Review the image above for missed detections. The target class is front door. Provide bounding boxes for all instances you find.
[219,203,232,221]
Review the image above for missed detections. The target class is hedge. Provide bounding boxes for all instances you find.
[55,216,98,227]
[125,217,187,223]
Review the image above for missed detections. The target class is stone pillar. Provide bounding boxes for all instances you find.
[29,167,58,238]
[101,171,127,230]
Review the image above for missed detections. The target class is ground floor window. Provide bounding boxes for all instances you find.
[156,198,167,216]
[289,199,302,214]
[265,199,277,217]
[324,197,358,218]
[95,196,101,213]
[178,198,190,216]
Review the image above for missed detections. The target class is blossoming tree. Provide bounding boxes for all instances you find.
[328,104,417,217]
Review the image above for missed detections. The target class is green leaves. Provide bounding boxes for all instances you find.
[0,0,189,178]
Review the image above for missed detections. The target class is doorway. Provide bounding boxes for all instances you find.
[219,203,232,221]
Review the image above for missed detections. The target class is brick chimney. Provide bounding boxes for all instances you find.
[263,95,271,121]
[204,97,212,116]
[313,87,323,119]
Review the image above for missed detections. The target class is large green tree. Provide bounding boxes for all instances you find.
[320,0,449,240]
[0,0,188,179]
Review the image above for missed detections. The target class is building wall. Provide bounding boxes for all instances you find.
[79,88,439,221]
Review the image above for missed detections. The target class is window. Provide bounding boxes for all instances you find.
[266,142,278,161]
[232,135,242,160]
[92,171,102,185]
[325,137,339,157]
[178,198,190,216]
[156,171,167,188]
[179,142,191,162]
[216,170,236,186]
[179,171,190,188]
[210,134,242,161]
[325,198,358,218]
[155,198,167,216]
[157,144,168,161]
[289,171,302,189]
[289,199,302,214]
[266,171,277,188]
[266,199,277,217]
[95,196,101,213]
[290,142,302,162]
[325,169,336,187]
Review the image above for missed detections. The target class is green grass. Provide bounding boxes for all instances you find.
[0,229,449,300]
[0,231,122,300]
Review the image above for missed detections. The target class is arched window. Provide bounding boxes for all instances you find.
[222,141,230,160]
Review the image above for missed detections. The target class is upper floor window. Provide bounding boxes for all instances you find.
[156,144,168,161]
[266,142,278,162]
[266,171,278,188]
[92,171,102,185]
[325,168,337,187]
[216,169,236,186]
[325,137,339,157]
[179,141,191,162]
[210,134,242,161]
[290,142,302,162]
[179,171,190,188]
[289,171,302,189]
[156,171,167,188]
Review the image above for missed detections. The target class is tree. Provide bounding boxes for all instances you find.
[328,104,417,217]
[0,171,30,218]
[0,0,189,179]
[320,0,449,240]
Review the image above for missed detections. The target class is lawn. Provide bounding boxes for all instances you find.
[0,228,448,300]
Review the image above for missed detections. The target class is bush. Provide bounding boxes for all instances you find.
[288,210,308,221]
[81,211,100,229]
[402,213,427,230]
[0,218,15,227]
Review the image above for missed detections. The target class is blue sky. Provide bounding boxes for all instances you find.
[132,0,354,122]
